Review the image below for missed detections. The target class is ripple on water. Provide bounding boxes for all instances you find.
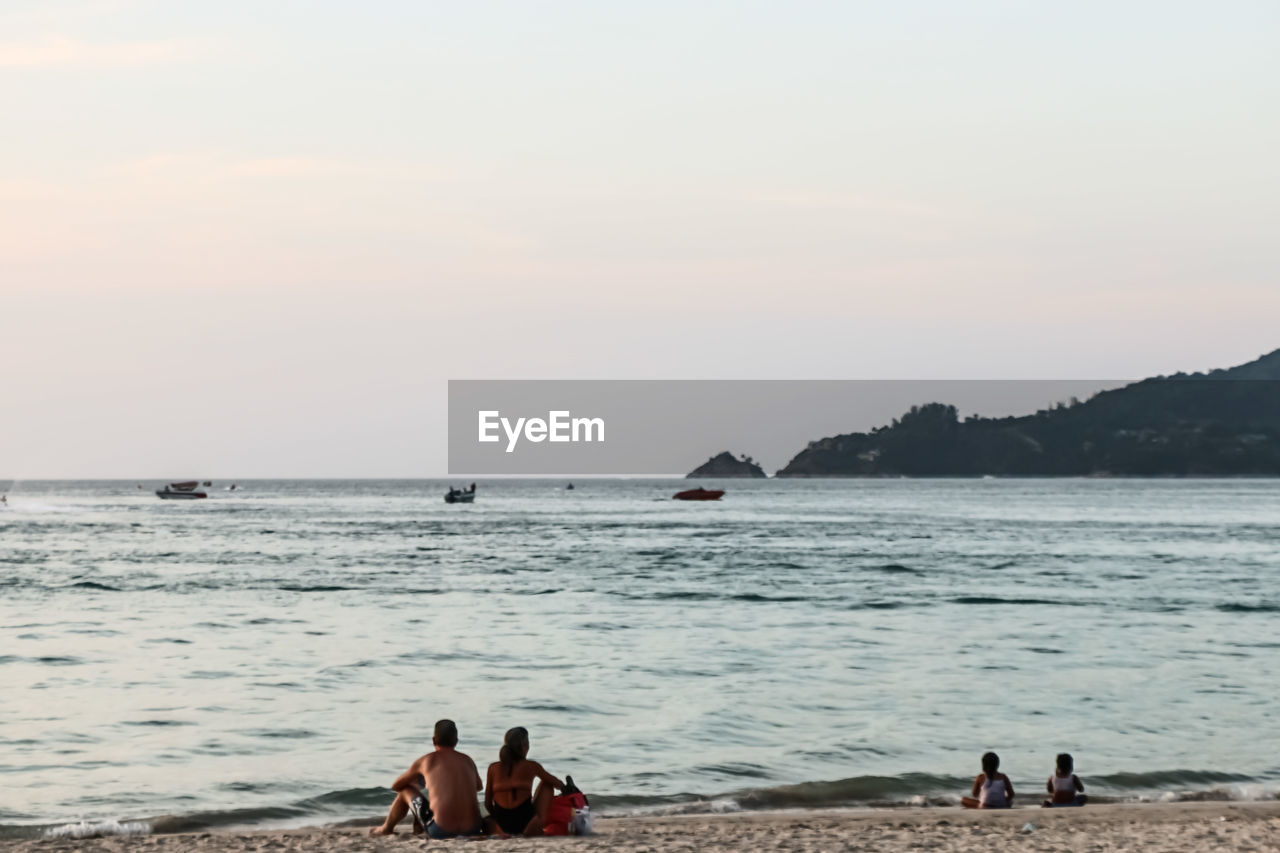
[0,655,86,666]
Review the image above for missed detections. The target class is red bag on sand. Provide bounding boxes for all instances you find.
[542,791,588,836]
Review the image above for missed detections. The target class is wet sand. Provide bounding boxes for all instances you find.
[7,802,1280,852]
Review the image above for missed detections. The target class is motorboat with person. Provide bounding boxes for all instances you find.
[156,481,208,500]
[445,483,477,504]
[156,488,207,500]
[673,487,724,501]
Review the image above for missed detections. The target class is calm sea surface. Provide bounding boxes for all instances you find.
[2,479,1278,837]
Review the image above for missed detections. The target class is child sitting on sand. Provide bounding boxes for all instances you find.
[961,752,1014,808]
[1042,753,1087,807]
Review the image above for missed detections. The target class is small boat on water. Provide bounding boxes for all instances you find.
[445,483,477,504]
[157,481,208,500]
[673,487,724,501]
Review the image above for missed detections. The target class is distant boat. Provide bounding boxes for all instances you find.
[673,487,724,501]
[445,483,477,504]
[157,482,207,500]
[566,483,575,490]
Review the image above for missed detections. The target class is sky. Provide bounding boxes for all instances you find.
[2,0,1278,477]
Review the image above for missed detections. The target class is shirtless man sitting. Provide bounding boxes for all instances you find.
[370,719,484,838]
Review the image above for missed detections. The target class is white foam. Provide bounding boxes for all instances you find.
[1144,784,1280,804]
[44,820,152,839]
[1231,784,1279,801]
[5,501,75,514]
[608,797,744,818]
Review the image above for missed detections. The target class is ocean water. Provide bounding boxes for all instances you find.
[1,478,1279,838]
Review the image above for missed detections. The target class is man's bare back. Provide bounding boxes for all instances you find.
[418,747,482,833]
[371,719,483,837]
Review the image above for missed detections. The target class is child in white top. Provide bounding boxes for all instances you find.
[1043,752,1086,807]
[961,752,1014,809]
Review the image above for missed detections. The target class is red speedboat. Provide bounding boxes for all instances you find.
[673,488,724,501]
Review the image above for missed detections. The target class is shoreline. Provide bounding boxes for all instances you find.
[8,801,1280,851]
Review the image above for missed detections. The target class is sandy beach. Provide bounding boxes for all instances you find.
[8,803,1279,853]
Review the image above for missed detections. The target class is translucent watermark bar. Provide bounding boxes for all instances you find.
[448,380,1150,476]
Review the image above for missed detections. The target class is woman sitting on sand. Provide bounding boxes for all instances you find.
[484,726,566,836]
[1043,753,1087,807]
[961,752,1014,809]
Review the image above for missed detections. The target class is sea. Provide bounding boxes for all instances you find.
[1,478,1278,839]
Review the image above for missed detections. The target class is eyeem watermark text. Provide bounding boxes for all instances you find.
[478,410,605,453]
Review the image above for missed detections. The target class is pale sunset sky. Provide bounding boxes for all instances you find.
[2,1,1277,477]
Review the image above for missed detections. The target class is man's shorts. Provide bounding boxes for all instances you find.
[409,793,432,833]
[425,819,483,839]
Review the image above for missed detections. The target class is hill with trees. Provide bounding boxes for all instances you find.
[775,349,1280,477]
[687,451,768,478]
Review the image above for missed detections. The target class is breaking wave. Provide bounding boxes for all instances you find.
[7,770,1277,838]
